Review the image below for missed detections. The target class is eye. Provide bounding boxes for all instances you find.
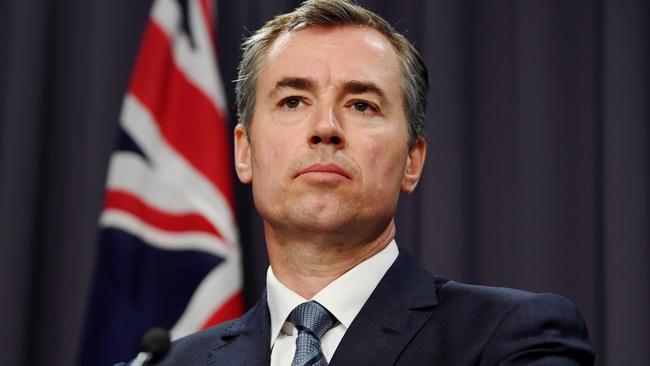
[349,100,379,114]
[282,97,302,109]
[353,101,370,112]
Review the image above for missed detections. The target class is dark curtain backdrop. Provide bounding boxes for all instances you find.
[0,0,647,365]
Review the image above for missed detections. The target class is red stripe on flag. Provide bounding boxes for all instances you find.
[199,0,217,49]
[200,291,244,328]
[104,189,225,240]
[129,20,234,208]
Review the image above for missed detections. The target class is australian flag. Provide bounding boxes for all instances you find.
[79,0,242,364]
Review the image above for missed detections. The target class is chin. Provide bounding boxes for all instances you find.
[294,203,360,231]
[293,210,352,232]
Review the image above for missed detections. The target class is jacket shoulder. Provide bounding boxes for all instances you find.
[439,280,546,307]
[112,320,240,366]
[153,319,239,365]
[437,280,590,330]
[432,280,594,365]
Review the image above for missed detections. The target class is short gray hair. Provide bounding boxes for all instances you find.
[235,0,429,147]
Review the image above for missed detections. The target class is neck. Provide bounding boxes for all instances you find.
[266,220,396,299]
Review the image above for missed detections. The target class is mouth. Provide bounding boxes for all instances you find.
[296,163,352,180]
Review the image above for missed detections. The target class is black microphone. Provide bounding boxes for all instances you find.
[131,327,171,366]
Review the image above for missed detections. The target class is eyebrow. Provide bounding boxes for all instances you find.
[340,80,387,103]
[269,77,317,98]
[268,77,388,104]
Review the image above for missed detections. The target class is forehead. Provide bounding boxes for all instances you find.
[258,25,402,95]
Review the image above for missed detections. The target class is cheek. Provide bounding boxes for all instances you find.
[251,130,296,184]
[357,134,408,185]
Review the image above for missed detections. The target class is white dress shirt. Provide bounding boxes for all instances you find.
[266,240,399,366]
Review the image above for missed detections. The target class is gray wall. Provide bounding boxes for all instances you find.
[0,0,647,365]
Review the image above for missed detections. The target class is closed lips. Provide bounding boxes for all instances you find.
[297,164,351,179]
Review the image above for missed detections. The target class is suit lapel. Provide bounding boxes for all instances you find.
[329,251,439,366]
[207,292,271,366]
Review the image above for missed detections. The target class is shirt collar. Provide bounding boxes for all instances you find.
[266,240,399,348]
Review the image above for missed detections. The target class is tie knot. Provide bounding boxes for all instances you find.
[288,301,335,339]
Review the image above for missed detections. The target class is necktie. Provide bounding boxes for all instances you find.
[288,301,335,366]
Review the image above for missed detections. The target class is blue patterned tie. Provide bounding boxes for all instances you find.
[288,301,335,366]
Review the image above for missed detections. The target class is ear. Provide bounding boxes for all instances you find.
[234,123,252,184]
[401,138,426,193]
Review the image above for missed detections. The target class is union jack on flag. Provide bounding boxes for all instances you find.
[79,0,242,364]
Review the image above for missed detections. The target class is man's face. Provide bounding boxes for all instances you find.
[235,25,426,241]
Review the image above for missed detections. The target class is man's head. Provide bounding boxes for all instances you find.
[235,0,429,148]
[233,0,428,244]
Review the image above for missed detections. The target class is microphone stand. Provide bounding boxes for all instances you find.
[130,327,170,366]
[131,351,153,366]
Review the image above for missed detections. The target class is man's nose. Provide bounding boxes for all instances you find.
[308,107,345,147]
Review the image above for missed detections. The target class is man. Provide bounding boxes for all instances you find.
[137,0,594,364]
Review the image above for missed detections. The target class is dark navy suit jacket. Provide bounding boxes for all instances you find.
[125,250,594,365]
